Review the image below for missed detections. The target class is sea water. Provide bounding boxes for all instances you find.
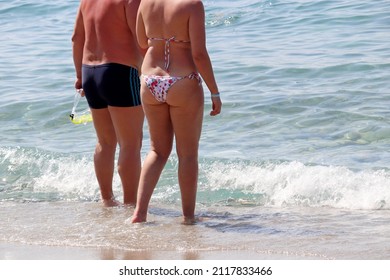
[0,0,389,259]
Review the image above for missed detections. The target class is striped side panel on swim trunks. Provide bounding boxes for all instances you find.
[129,67,141,106]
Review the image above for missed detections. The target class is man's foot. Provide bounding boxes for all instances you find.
[102,198,121,207]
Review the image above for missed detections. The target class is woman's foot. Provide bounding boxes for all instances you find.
[131,210,147,223]
[182,216,198,225]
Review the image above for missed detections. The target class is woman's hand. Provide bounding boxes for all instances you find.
[210,95,222,116]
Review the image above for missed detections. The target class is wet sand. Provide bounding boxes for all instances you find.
[0,242,310,260]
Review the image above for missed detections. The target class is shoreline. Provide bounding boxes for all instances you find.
[0,242,317,260]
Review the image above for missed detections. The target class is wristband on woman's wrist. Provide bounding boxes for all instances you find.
[211,92,220,98]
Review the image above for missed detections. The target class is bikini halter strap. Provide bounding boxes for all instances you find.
[148,37,190,72]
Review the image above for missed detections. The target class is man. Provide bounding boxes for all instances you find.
[72,0,144,207]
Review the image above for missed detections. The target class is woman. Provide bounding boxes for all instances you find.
[72,0,144,207]
[132,0,222,223]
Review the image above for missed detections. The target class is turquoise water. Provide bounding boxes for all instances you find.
[0,0,390,259]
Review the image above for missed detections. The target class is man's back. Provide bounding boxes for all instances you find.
[79,0,141,68]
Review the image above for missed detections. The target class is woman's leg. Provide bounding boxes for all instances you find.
[168,79,204,223]
[132,88,174,222]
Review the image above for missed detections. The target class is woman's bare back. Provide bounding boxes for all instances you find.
[138,0,204,75]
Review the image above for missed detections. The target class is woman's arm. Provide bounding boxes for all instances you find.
[125,0,146,57]
[189,1,221,115]
[135,3,149,50]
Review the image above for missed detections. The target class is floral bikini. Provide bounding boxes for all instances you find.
[142,36,202,102]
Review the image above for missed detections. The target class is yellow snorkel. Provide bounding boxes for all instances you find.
[69,89,93,124]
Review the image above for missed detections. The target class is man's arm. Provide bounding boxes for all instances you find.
[71,5,85,89]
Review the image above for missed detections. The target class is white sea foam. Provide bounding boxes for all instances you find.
[1,0,390,259]
[2,147,389,210]
[203,160,390,210]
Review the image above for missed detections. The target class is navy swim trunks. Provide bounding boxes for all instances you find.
[82,63,141,109]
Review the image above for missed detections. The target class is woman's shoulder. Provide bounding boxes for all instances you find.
[180,0,204,13]
[170,0,203,9]
[184,0,203,7]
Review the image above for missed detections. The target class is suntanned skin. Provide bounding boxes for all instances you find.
[132,0,222,224]
[72,0,144,207]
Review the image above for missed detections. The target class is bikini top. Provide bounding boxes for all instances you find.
[148,37,190,72]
